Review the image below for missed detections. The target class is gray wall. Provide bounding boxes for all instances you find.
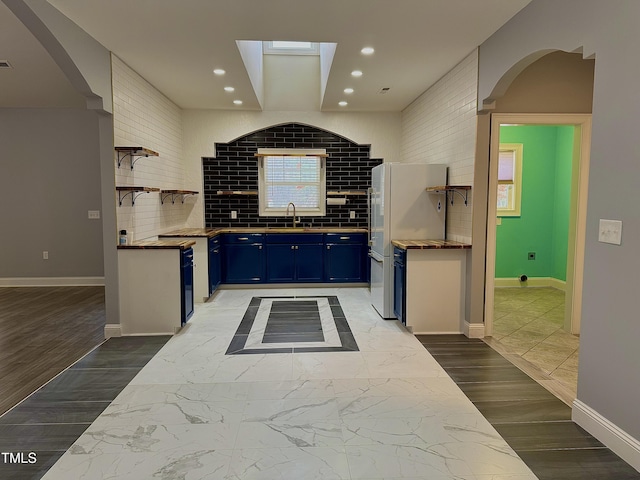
[0,108,104,278]
[478,0,640,441]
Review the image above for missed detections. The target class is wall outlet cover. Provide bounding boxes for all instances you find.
[230,211,237,219]
[88,210,101,219]
[598,219,622,245]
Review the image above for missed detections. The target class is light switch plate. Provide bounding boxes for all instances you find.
[598,219,622,245]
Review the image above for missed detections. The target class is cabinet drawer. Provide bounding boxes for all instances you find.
[266,233,323,244]
[209,235,221,246]
[324,233,366,244]
[224,233,263,244]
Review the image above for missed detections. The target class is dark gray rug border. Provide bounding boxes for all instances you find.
[225,296,359,355]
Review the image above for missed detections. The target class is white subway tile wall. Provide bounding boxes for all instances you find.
[112,55,192,241]
[401,49,477,244]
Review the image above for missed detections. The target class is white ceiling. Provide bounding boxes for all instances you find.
[2,0,532,111]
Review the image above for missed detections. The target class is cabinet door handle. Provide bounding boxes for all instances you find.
[213,249,219,254]
[327,245,331,250]
[258,245,262,250]
[295,245,299,250]
[340,236,350,240]
[291,245,295,250]
[238,237,249,241]
[394,253,401,257]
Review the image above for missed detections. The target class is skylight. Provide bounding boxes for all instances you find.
[263,41,319,55]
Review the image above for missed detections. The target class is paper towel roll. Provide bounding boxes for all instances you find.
[327,197,347,205]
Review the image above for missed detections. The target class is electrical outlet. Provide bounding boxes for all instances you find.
[528,252,536,260]
[598,219,622,245]
[230,211,237,219]
[88,210,100,219]
[43,251,49,260]
[349,210,356,219]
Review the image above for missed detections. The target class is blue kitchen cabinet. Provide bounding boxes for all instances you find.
[181,247,195,324]
[208,235,222,294]
[323,233,367,282]
[265,234,324,282]
[266,244,296,282]
[223,234,265,283]
[296,244,324,281]
[393,246,406,323]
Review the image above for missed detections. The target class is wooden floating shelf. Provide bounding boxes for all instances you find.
[115,146,159,170]
[116,186,160,206]
[160,190,199,205]
[327,190,367,196]
[426,185,472,206]
[215,190,258,196]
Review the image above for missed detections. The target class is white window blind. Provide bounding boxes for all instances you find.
[258,150,326,216]
[497,144,523,217]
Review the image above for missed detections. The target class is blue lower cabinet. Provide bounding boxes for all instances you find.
[295,244,324,282]
[223,243,265,283]
[393,247,406,323]
[323,233,367,282]
[181,248,194,325]
[266,244,296,282]
[265,234,324,283]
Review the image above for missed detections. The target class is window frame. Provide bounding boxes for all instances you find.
[497,143,523,217]
[257,148,327,217]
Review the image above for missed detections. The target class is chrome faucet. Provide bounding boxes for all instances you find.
[285,202,298,228]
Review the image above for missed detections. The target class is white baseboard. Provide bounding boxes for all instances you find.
[0,277,105,287]
[104,324,122,338]
[573,399,640,472]
[494,276,566,291]
[464,321,485,338]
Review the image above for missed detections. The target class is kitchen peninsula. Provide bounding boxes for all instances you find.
[391,239,471,334]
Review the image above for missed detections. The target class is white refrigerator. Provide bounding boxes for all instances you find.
[369,163,447,318]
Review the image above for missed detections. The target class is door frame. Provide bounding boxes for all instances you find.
[484,113,592,336]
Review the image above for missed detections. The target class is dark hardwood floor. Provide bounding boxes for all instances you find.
[0,287,106,416]
[417,334,640,480]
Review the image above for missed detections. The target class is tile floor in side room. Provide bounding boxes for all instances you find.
[487,287,578,402]
[40,287,538,480]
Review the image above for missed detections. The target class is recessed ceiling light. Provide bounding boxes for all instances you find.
[233,100,243,105]
[213,68,226,75]
[339,101,348,107]
[224,86,235,92]
[361,47,375,55]
[344,88,354,94]
[351,70,363,77]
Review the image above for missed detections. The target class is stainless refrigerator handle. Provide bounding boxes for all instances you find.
[368,252,383,263]
[367,187,372,246]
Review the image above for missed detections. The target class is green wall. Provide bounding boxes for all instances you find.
[495,125,574,281]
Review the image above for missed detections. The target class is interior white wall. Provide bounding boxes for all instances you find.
[478,0,640,463]
[112,55,194,241]
[182,109,402,227]
[401,49,477,244]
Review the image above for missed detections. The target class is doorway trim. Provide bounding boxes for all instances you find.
[484,113,592,337]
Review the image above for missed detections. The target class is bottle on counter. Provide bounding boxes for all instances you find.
[119,230,127,245]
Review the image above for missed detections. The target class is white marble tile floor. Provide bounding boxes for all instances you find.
[42,287,537,480]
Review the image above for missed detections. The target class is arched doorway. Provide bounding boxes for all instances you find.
[480,51,595,402]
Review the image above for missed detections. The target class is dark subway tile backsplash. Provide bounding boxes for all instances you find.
[203,123,383,228]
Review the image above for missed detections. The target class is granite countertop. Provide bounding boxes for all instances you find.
[117,240,196,250]
[391,239,472,250]
[159,227,368,237]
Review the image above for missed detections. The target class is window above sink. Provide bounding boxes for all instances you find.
[257,148,327,217]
